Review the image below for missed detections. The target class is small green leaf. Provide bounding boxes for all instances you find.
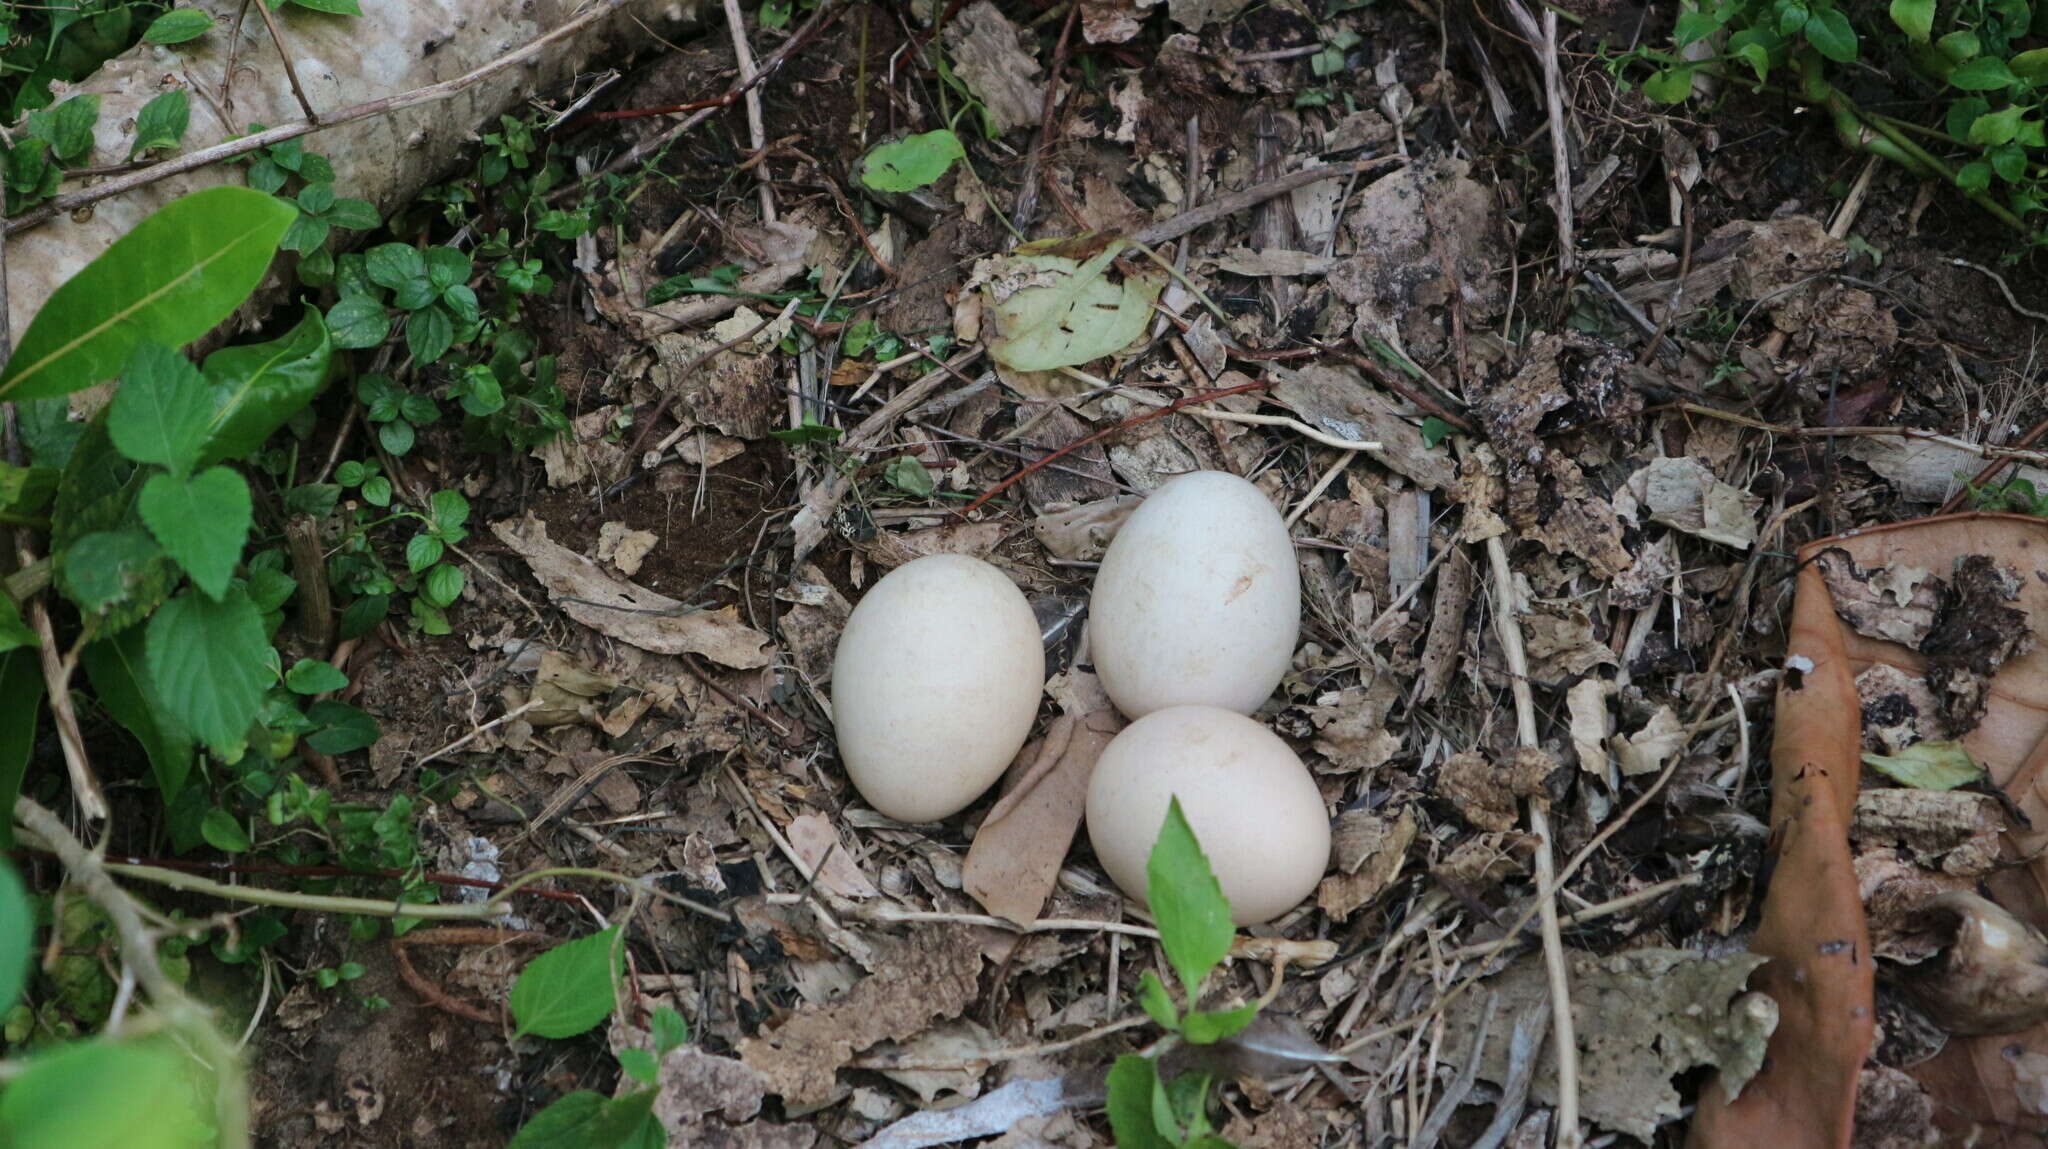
[1672,9,1724,46]
[0,187,296,401]
[279,212,332,255]
[1733,40,1771,82]
[29,96,100,164]
[770,417,842,446]
[1147,798,1234,998]
[328,198,380,230]
[406,533,445,572]
[1970,105,2026,146]
[425,246,472,292]
[1937,29,1981,64]
[202,807,252,853]
[108,343,213,477]
[1992,143,2029,182]
[1641,67,1695,104]
[327,295,391,349]
[131,90,191,156]
[1420,415,1454,448]
[138,467,252,600]
[652,1006,689,1053]
[883,455,936,497]
[379,418,416,456]
[80,629,193,801]
[198,308,334,467]
[284,658,348,694]
[1138,970,1179,1030]
[421,563,465,609]
[0,860,28,1012]
[1802,7,1856,62]
[2012,47,2048,81]
[617,1048,659,1085]
[1950,57,2019,90]
[0,589,34,655]
[408,304,455,365]
[1862,741,1986,790]
[147,588,272,758]
[305,700,379,754]
[1958,160,1994,192]
[366,242,430,303]
[1182,1003,1259,1044]
[144,8,216,43]
[60,529,169,619]
[506,1089,656,1149]
[1105,1056,1174,1149]
[1888,0,1933,42]
[430,488,470,534]
[510,926,624,1039]
[859,129,966,193]
[289,0,364,13]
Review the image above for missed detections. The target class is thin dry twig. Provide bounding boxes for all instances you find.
[1128,157,1403,249]
[720,0,775,223]
[1501,0,1573,274]
[251,0,319,122]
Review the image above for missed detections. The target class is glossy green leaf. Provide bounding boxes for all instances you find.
[108,342,213,477]
[0,860,30,1014]
[80,628,194,801]
[144,9,215,43]
[0,651,45,849]
[1182,1003,1258,1044]
[198,308,333,466]
[421,563,464,608]
[406,533,444,572]
[29,96,100,163]
[1105,1056,1173,1149]
[505,1089,655,1149]
[0,187,295,401]
[1889,0,1933,42]
[139,467,251,599]
[1138,969,1179,1030]
[146,588,271,758]
[407,303,455,364]
[1950,57,2019,90]
[285,658,348,694]
[859,130,965,193]
[1802,7,1856,62]
[201,807,251,853]
[0,1038,213,1149]
[511,926,623,1039]
[60,529,172,624]
[327,295,391,349]
[1862,740,1986,790]
[1642,67,1695,104]
[1147,798,1233,998]
[366,242,432,308]
[131,90,190,155]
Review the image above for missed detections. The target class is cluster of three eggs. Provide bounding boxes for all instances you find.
[830,472,1331,926]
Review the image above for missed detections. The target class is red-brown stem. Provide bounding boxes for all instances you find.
[10,848,587,905]
[955,377,1273,518]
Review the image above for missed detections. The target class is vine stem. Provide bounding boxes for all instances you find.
[14,797,251,1148]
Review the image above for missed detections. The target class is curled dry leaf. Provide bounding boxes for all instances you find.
[491,514,773,669]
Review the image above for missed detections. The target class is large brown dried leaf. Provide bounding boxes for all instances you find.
[739,925,984,1110]
[491,514,773,668]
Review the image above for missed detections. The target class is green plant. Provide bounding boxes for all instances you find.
[1104,800,1257,1149]
[0,1,170,118]
[1970,473,2048,513]
[1624,0,2048,239]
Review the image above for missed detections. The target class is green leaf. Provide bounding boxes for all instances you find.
[0,462,56,516]
[144,8,215,43]
[1889,0,1933,42]
[2013,48,2048,81]
[1992,143,2030,182]
[29,95,100,164]
[425,246,472,292]
[1938,28,1981,63]
[305,700,379,754]
[80,628,194,800]
[421,563,465,609]
[0,1038,212,1149]
[367,243,434,309]
[201,806,252,853]
[0,589,34,655]
[859,129,966,193]
[131,90,191,156]
[506,1089,656,1149]
[407,304,455,364]
[981,240,1165,372]
[328,198,380,230]
[617,1048,659,1085]
[289,0,365,13]
[1802,7,1856,62]
[0,860,30,1014]
[511,926,623,1039]
[379,418,416,456]
[1733,40,1771,82]
[139,467,251,599]
[1420,415,1454,448]
[1950,57,2019,90]
[327,295,391,349]
[1138,970,1180,1030]
[883,455,935,497]
[1970,105,2026,146]
[1641,67,1695,104]
[279,212,331,255]
[0,652,43,849]
[1147,798,1234,997]
[108,342,213,477]
[146,588,271,758]
[198,308,333,466]
[1862,740,1986,790]
[1958,160,1994,192]
[406,533,445,572]
[1105,1056,1174,1149]
[431,488,470,534]
[0,187,295,401]
[1182,1003,1258,1044]
[284,657,348,694]
[770,417,842,446]
[1673,9,1724,46]
[60,529,170,621]
[652,1005,690,1053]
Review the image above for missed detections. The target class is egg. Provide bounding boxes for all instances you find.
[1085,705,1329,926]
[1089,470,1299,718]
[831,554,1044,822]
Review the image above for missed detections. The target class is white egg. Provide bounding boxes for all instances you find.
[1089,470,1299,717]
[1085,705,1329,926]
[831,554,1044,822]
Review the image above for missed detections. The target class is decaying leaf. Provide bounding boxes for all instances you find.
[611,1016,817,1147]
[1814,548,1941,649]
[1438,748,1553,832]
[596,521,658,577]
[740,925,984,1111]
[786,813,879,899]
[940,2,1046,132]
[1032,496,1140,562]
[1612,705,1684,777]
[1852,788,2003,877]
[1446,948,1776,1141]
[1615,456,1760,550]
[1860,741,1986,791]
[492,514,773,668]
[973,240,1164,371]
[1567,678,1613,778]
[1316,805,1415,920]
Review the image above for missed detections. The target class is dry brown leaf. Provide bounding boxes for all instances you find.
[786,814,880,899]
[1266,363,1456,490]
[1438,748,1553,832]
[940,3,1045,132]
[1615,457,1760,550]
[491,514,773,668]
[597,521,658,577]
[611,1016,817,1148]
[739,925,984,1110]
[1567,678,1613,777]
[1033,496,1140,562]
[1317,805,1415,920]
[1852,789,2004,878]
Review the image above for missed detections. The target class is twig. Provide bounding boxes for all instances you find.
[1128,158,1402,249]
[414,697,543,767]
[1481,533,1581,1147]
[1011,2,1078,232]
[389,938,497,1023]
[719,0,774,223]
[12,843,586,905]
[7,0,643,235]
[1937,410,2048,515]
[849,1013,1149,1071]
[1951,257,2048,324]
[1333,351,1474,434]
[251,0,318,122]
[1502,0,1574,274]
